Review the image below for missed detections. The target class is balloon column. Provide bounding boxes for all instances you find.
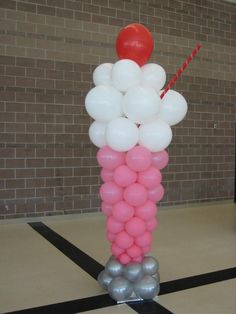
[85,23,201,301]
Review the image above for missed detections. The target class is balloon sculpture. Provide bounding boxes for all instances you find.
[85,23,201,302]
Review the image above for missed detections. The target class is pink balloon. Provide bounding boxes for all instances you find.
[113,165,137,187]
[151,150,169,170]
[138,166,162,189]
[126,244,142,258]
[124,183,147,207]
[111,243,124,257]
[135,231,152,247]
[112,201,134,222]
[125,217,146,237]
[100,168,114,182]
[126,145,152,172]
[106,231,116,242]
[147,184,164,202]
[115,231,134,249]
[97,146,125,170]
[132,256,143,263]
[141,246,151,254]
[101,202,113,216]
[135,200,157,220]
[119,253,131,264]
[100,181,123,204]
[107,216,124,234]
[146,217,158,231]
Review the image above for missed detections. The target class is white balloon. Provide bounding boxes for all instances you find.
[85,85,123,122]
[158,90,188,126]
[93,63,113,86]
[111,59,142,92]
[106,117,139,152]
[141,63,166,91]
[89,121,107,148]
[139,119,172,152]
[123,86,161,124]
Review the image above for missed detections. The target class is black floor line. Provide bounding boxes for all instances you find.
[27,222,172,314]
[28,222,104,280]
[24,222,236,314]
[128,300,174,314]
[160,266,236,295]
[5,295,174,314]
[5,294,116,314]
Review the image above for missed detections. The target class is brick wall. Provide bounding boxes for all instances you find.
[0,0,235,219]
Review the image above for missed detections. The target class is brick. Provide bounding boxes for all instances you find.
[17,2,36,12]
[26,178,44,188]
[16,77,35,87]
[16,113,35,122]
[46,123,63,133]
[0,0,16,9]
[6,123,25,133]
[26,123,44,133]
[55,94,72,104]
[36,94,54,104]
[74,11,91,22]
[55,200,73,211]
[36,168,54,177]
[36,59,55,69]
[108,16,123,27]
[25,159,44,168]
[27,48,45,59]
[46,158,64,167]
[16,188,35,198]
[37,5,56,16]
[16,169,35,178]
[55,168,72,177]
[0,190,15,199]
[16,148,35,158]
[36,78,54,89]
[0,169,15,178]
[16,133,35,143]
[27,12,46,24]
[46,69,63,79]
[6,179,25,188]
[36,113,54,123]
[101,7,116,16]
[6,66,24,77]
[36,134,54,143]
[0,148,15,158]
[36,187,54,197]
[0,132,15,142]
[74,199,90,210]
[56,8,73,18]
[0,56,15,65]
[92,14,108,24]
[36,201,54,212]
[47,0,65,8]
[16,57,35,68]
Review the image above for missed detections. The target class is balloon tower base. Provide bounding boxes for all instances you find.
[98,256,160,302]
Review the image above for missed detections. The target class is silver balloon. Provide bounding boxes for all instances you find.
[108,276,133,301]
[142,256,159,275]
[134,275,159,299]
[97,270,113,290]
[106,258,124,277]
[123,263,143,282]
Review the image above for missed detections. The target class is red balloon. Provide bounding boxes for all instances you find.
[116,23,154,66]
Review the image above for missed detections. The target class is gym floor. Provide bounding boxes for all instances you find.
[1,201,236,314]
